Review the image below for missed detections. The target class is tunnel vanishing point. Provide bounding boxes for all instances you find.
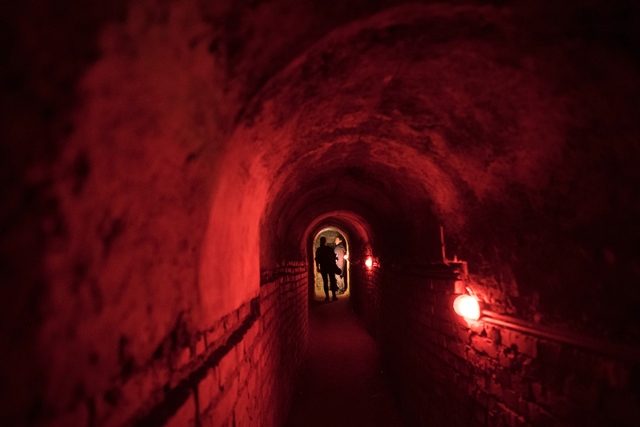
[2,0,640,426]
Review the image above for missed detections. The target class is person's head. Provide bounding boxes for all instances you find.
[334,237,342,245]
[320,237,326,246]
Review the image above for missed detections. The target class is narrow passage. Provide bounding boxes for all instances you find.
[285,299,405,427]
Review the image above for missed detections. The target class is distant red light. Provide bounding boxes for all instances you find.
[453,295,480,320]
[365,257,373,269]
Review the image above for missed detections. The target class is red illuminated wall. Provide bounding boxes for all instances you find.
[350,257,384,339]
[42,263,307,426]
[2,0,640,426]
[380,265,640,426]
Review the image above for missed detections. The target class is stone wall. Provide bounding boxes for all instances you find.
[380,264,640,427]
[46,262,307,427]
[349,259,382,339]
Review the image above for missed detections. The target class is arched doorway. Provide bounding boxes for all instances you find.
[311,227,350,301]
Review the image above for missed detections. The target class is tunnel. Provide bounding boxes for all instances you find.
[2,0,640,426]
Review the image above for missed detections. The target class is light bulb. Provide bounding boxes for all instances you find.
[453,295,480,320]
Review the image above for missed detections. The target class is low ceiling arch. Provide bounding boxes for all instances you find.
[200,1,640,328]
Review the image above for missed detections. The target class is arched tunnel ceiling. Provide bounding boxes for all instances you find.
[270,166,400,231]
[204,2,640,329]
[4,1,640,422]
[262,154,441,264]
[301,211,376,271]
[248,3,568,262]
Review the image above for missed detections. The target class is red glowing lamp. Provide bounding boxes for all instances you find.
[453,295,480,321]
[365,257,373,269]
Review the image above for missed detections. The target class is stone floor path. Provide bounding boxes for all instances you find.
[285,298,405,427]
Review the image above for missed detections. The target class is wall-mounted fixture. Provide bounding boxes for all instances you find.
[453,294,480,321]
[365,256,373,269]
[451,292,640,363]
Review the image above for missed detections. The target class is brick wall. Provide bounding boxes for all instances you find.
[48,262,308,427]
[379,264,640,427]
[350,260,383,339]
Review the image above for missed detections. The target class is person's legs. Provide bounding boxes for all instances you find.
[329,273,338,300]
[321,271,330,301]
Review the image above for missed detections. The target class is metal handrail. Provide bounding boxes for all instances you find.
[480,310,640,363]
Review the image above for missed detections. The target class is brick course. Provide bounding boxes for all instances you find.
[379,264,640,427]
[46,262,308,427]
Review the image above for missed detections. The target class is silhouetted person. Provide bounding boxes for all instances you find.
[315,237,338,301]
[334,236,347,294]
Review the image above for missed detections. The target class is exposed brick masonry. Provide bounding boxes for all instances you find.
[49,262,308,427]
[350,261,383,339]
[379,264,640,427]
[156,261,309,427]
